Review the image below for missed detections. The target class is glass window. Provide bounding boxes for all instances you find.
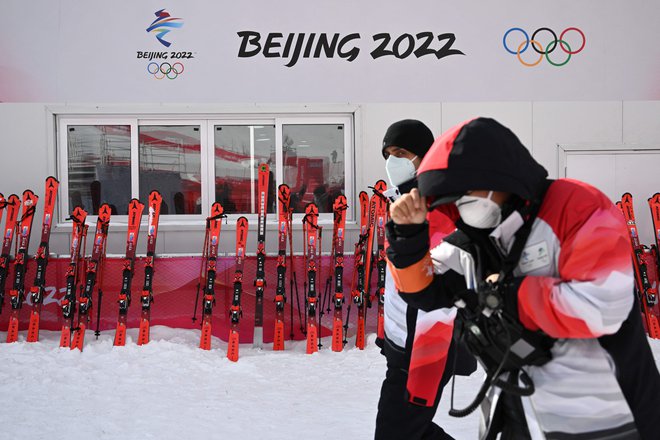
[214,125,276,214]
[67,125,132,215]
[139,125,202,215]
[283,124,345,213]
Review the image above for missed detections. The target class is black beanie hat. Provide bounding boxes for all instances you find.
[381,119,435,159]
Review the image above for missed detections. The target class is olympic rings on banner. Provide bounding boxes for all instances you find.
[503,27,585,67]
[146,62,185,79]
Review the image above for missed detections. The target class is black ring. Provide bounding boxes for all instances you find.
[531,27,558,54]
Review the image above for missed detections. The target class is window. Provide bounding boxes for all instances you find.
[57,114,353,223]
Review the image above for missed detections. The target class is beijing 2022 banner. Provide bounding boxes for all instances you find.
[0,0,659,102]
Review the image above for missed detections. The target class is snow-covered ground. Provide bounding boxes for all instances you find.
[1,328,659,440]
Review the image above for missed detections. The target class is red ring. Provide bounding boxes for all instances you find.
[559,27,586,54]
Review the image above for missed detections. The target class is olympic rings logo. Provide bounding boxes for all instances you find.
[503,27,586,67]
[147,62,185,79]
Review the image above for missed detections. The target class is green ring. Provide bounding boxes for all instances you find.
[545,40,571,66]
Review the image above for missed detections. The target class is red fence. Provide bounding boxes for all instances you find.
[0,255,379,344]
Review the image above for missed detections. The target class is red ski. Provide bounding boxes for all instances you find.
[228,216,249,361]
[113,199,145,346]
[304,203,319,354]
[273,184,291,351]
[7,190,39,343]
[199,202,224,350]
[70,204,111,351]
[27,176,59,342]
[0,194,20,313]
[331,195,348,352]
[620,194,660,338]
[372,180,388,341]
[253,163,270,348]
[350,191,370,350]
[137,190,162,346]
[59,207,88,348]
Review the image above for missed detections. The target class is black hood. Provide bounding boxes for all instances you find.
[417,117,548,208]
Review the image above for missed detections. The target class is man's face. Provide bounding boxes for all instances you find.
[383,146,421,170]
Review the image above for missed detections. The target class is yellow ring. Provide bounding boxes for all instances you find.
[517,39,544,67]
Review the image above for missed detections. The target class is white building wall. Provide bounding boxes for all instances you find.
[0,101,659,255]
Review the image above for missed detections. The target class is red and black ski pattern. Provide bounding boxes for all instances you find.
[59,207,88,348]
[351,191,370,350]
[199,202,224,350]
[273,184,290,351]
[27,176,59,342]
[70,204,111,351]
[138,190,162,346]
[253,163,269,348]
[372,180,388,341]
[331,195,348,352]
[304,203,319,354]
[0,193,20,313]
[228,216,248,361]
[6,189,39,343]
[113,198,145,346]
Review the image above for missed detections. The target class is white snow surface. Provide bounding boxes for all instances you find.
[1,328,659,440]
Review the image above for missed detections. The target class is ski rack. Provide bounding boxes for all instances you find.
[70,204,111,351]
[0,194,20,314]
[199,202,224,350]
[273,184,290,351]
[113,198,145,346]
[27,176,60,342]
[6,189,39,343]
[331,195,348,352]
[59,207,88,348]
[253,163,270,348]
[137,190,162,346]
[228,216,248,361]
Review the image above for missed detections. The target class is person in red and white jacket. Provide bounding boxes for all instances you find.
[386,117,660,439]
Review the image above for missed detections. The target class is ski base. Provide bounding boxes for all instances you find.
[199,316,212,350]
[306,321,318,354]
[253,326,263,349]
[26,307,41,342]
[59,324,72,348]
[6,312,19,343]
[273,312,285,351]
[331,312,343,352]
[114,320,127,346]
[227,327,239,362]
[70,322,86,351]
[137,312,150,346]
[355,311,366,350]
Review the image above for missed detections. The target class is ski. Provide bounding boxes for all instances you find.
[372,180,388,341]
[648,193,660,269]
[59,207,88,348]
[6,190,39,343]
[350,191,370,349]
[304,203,319,354]
[113,198,145,346]
[228,216,248,361]
[253,163,270,348]
[354,190,378,350]
[70,204,111,351]
[273,184,291,351]
[0,194,20,314]
[26,176,59,342]
[620,193,660,338]
[137,190,162,346]
[199,202,224,350]
[331,195,348,352]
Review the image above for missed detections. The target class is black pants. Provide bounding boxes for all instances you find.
[374,336,458,440]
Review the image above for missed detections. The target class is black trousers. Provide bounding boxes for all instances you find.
[374,336,458,440]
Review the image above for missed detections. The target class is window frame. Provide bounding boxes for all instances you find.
[56,113,355,228]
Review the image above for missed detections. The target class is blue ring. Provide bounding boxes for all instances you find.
[147,62,159,74]
[503,28,529,55]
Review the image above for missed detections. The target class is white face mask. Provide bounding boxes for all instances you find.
[456,191,502,229]
[385,155,417,187]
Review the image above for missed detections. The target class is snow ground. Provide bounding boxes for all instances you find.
[1,328,659,440]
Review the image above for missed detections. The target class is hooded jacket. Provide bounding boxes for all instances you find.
[386,118,660,439]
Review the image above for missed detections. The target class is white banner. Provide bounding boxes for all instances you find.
[1,0,658,102]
